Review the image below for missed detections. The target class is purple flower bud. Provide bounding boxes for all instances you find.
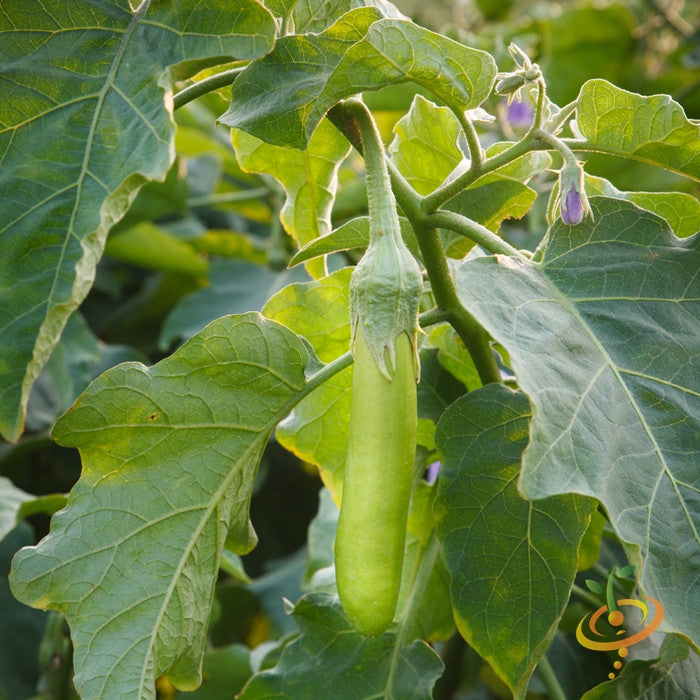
[561,183,583,225]
[558,160,590,225]
[425,461,441,485]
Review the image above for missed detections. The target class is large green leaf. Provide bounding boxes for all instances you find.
[263,268,353,500]
[388,95,463,196]
[434,384,594,698]
[575,80,700,181]
[454,197,699,646]
[231,119,352,279]
[9,313,325,700]
[0,0,276,442]
[238,593,444,699]
[265,0,405,34]
[220,8,497,149]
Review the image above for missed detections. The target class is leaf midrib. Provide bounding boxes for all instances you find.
[47,0,151,310]
[131,337,348,697]
[532,260,697,544]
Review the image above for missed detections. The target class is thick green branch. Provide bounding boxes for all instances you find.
[534,128,578,163]
[416,227,502,385]
[456,111,483,175]
[343,99,400,245]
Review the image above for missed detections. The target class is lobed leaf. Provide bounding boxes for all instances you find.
[434,384,594,698]
[263,268,353,500]
[231,119,352,279]
[575,80,700,181]
[238,593,444,699]
[0,0,276,442]
[454,196,699,646]
[220,9,497,149]
[9,313,319,700]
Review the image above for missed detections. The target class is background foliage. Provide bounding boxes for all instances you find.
[0,0,698,698]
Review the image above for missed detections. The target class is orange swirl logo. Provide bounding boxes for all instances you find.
[576,565,664,679]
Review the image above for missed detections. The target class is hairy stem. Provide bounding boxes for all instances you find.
[327,102,503,386]
[456,111,483,175]
[415,226,502,385]
[339,99,402,247]
[534,127,579,163]
[527,77,548,137]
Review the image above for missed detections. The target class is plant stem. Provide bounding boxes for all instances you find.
[385,531,442,693]
[429,209,522,257]
[304,351,354,394]
[341,99,402,246]
[418,307,452,328]
[421,137,536,213]
[527,77,547,137]
[534,127,578,163]
[173,67,244,111]
[536,655,567,700]
[456,111,483,175]
[415,224,502,385]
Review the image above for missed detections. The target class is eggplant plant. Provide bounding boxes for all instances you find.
[0,1,698,698]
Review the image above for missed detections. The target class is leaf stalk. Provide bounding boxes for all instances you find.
[173,67,245,111]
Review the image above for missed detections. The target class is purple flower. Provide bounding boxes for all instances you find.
[506,100,534,128]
